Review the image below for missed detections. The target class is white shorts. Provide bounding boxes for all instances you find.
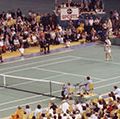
[106,49,111,53]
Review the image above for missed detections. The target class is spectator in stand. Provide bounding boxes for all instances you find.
[60,100,70,113]
[61,84,69,99]
[34,104,42,117]
[25,105,32,116]
[32,116,36,119]
[11,90,120,119]
[113,86,120,98]
[90,28,99,42]
[0,9,60,55]
[0,46,3,62]
[109,10,120,37]
[85,76,94,94]
[107,18,113,37]
[16,8,22,17]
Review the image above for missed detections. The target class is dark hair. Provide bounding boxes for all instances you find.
[104,41,108,44]
[86,76,90,80]
[114,86,118,89]
[26,105,30,109]
[32,116,36,119]
[37,104,41,109]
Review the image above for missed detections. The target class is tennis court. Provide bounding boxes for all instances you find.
[0,43,120,118]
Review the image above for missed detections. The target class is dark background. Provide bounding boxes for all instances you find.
[0,0,119,14]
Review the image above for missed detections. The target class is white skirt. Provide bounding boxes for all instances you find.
[19,48,24,54]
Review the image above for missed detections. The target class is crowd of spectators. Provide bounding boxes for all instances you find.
[0,6,119,57]
[56,0,104,14]
[0,0,119,118]
[0,9,58,54]
[0,2,119,118]
[10,85,120,119]
[109,10,120,38]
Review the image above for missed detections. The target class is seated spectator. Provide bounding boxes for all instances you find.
[10,106,24,119]
[76,23,84,34]
[61,84,69,99]
[85,76,94,94]
[32,115,36,119]
[90,28,99,42]
[24,105,32,116]
[60,100,70,113]
[113,86,120,98]
[34,104,42,117]
[31,33,39,46]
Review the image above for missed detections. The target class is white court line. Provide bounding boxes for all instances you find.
[0,95,41,106]
[0,55,73,72]
[70,55,120,65]
[0,49,73,65]
[0,57,86,90]
[94,75,120,84]
[3,57,79,74]
[0,98,51,112]
[34,67,120,85]
[1,54,120,90]
[0,90,61,112]
[1,73,120,107]
[1,55,120,88]
[8,74,64,88]
[0,54,120,113]
[0,73,64,90]
[1,79,120,112]
[34,67,101,80]
[106,75,120,80]
[95,80,120,89]
[4,55,120,83]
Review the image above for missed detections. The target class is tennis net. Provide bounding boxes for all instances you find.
[0,74,64,98]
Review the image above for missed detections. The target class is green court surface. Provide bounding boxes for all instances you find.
[0,44,120,118]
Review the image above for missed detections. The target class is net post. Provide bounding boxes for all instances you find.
[3,75,6,87]
[50,80,52,96]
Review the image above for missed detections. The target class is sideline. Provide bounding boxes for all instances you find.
[0,49,73,66]
[1,79,120,116]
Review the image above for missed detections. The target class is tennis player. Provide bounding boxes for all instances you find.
[104,38,112,61]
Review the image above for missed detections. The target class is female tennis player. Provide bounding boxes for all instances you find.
[104,38,112,61]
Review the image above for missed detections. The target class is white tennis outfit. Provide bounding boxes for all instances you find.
[105,39,111,53]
